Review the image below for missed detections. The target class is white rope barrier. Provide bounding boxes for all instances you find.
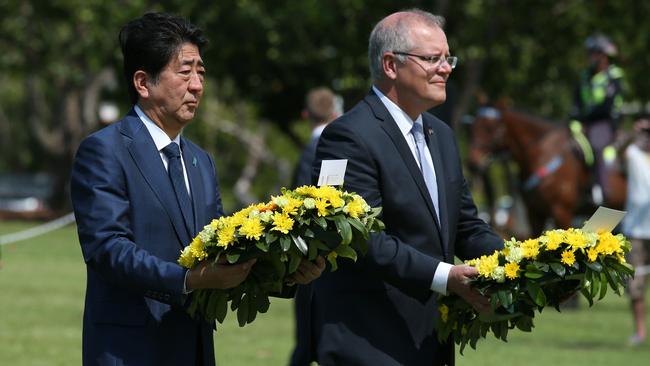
[0,212,76,246]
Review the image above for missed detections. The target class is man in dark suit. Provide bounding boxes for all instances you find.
[293,9,503,365]
[71,13,322,366]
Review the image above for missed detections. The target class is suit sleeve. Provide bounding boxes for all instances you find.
[315,121,438,301]
[71,135,187,306]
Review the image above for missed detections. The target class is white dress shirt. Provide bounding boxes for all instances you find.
[372,86,452,295]
[135,105,191,195]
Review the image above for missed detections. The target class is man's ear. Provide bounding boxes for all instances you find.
[133,70,150,99]
[382,53,399,80]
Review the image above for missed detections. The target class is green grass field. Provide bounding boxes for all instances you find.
[0,221,648,365]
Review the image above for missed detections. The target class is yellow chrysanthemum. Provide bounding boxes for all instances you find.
[439,304,449,323]
[238,218,264,240]
[271,212,294,234]
[561,250,575,266]
[282,197,303,216]
[343,197,366,218]
[504,262,520,280]
[231,208,252,226]
[596,231,622,256]
[543,230,564,251]
[189,237,208,261]
[217,224,237,248]
[315,198,330,217]
[521,239,540,259]
[587,247,599,262]
[295,185,318,197]
[565,229,588,250]
[476,252,499,278]
[178,246,196,268]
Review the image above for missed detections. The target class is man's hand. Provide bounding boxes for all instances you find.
[447,264,491,314]
[186,257,257,291]
[287,256,326,285]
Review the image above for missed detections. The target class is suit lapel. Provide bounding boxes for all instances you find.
[423,117,449,248]
[181,138,204,236]
[121,111,192,247]
[365,93,441,231]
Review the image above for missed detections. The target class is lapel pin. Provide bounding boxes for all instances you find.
[427,128,433,136]
[192,157,197,166]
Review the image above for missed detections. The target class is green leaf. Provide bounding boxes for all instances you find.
[585,260,603,272]
[524,272,544,280]
[334,216,353,245]
[258,294,270,313]
[603,268,620,294]
[590,270,601,299]
[265,232,278,245]
[497,289,512,308]
[307,238,319,260]
[526,281,547,307]
[288,252,302,274]
[598,272,608,300]
[327,253,338,271]
[255,241,269,252]
[315,216,327,229]
[237,293,250,327]
[280,236,291,252]
[226,252,240,264]
[348,218,369,239]
[291,234,308,255]
[335,245,357,261]
[215,292,228,324]
[247,292,258,324]
[549,262,566,277]
[230,286,244,311]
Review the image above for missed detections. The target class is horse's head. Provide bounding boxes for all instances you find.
[467,106,508,174]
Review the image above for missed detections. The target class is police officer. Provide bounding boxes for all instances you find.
[570,33,625,204]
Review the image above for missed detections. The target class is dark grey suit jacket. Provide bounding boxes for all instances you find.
[293,91,503,366]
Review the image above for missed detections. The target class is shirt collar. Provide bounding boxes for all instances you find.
[372,85,423,138]
[134,105,181,151]
[311,124,328,140]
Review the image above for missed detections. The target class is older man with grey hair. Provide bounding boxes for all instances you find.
[291,8,503,366]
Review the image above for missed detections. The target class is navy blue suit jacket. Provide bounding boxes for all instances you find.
[71,109,222,365]
[293,91,503,365]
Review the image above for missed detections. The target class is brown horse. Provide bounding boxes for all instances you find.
[467,106,626,237]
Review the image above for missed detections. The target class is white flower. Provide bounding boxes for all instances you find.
[303,198,316,209]
[505,246,523,264]
[491,266,506,283]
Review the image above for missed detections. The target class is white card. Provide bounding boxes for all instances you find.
[582,206,626,232]
[317,159,347,186]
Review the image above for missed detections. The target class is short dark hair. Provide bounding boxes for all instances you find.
[118,12,208,104]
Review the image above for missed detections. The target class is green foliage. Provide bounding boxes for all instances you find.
[3,0,650,208]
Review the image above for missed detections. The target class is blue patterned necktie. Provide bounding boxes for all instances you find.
[411,122,440,222]
[162,142,195,235]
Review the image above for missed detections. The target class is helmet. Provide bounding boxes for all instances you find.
[585,34,617,57]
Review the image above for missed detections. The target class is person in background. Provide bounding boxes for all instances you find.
[291,87,343,188]
[621,114,650,347]
[71,13,322,366]
[570,33,625,204]
[293,9,503,365]
[289,86,342,365]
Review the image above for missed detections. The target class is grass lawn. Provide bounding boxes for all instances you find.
[0,221,648,365]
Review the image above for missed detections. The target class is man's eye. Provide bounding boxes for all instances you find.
[428,56,442,63]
